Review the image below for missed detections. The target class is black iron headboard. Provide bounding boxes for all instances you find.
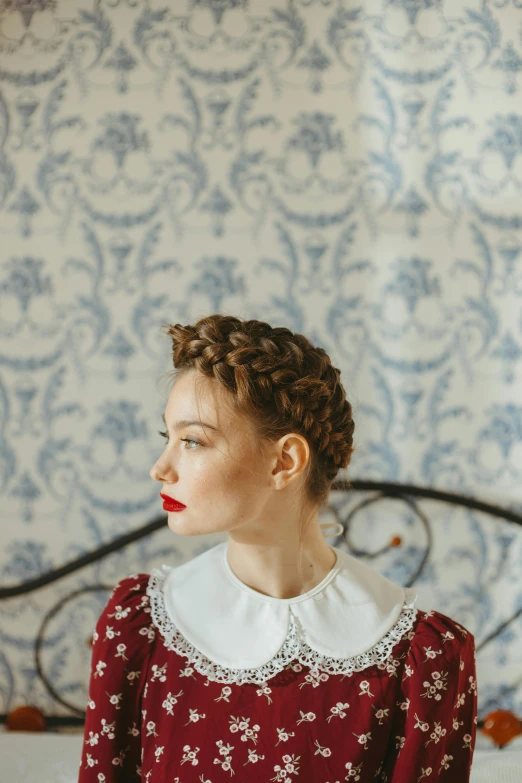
[1,480,522,745]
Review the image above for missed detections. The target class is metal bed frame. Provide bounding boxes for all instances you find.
[1,480,522,746]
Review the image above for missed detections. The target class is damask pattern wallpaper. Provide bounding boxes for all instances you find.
[1,0,522,722]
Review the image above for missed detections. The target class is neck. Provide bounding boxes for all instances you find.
[225,519,337,600]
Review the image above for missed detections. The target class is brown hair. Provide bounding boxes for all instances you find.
[159,314,357,588]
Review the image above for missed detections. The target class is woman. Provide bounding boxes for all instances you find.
[78,314,477,782]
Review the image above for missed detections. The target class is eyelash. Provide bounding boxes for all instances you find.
[158,430,201,449]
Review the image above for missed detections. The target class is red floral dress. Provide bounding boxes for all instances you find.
[78,573,478,783]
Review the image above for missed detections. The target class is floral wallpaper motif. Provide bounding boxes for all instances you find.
[1,0,522,721]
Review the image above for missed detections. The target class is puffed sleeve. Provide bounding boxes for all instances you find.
[78,573,155,782]
[383,609,478,782]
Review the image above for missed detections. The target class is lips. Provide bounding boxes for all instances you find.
[160,493,186,509]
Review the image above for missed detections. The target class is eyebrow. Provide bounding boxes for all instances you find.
[162,413,220,432]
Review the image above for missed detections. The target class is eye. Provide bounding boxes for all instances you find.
[181,438,200,449]
[158,430,200,449]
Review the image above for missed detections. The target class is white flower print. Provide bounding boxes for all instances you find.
[185,708,207,726]
[96,774,106,782]
[115,643,128,661]
[103,626,121,641]
[126,669,141,685]
[299,666,329,689]
[352,732,371,750]
[296,710,316,725]
[150,663,167,682]
[271,753,300,782]
[358,680,374,698]
[243,747,266,765]
[85,753,98,768]
[395,735,405,751]
[417,767,432,780]
[374,707,389,725]
[181,744,200,766]
[111,749,126,767]
[421,670,448,701]
[468,675,477,695]
[345,760,363,779]
[154,745,164,763]
[455,691,466,708]
[423,646,442,661]
[397,697,410,712]
[107,604,131,621]
[452,717,463,732]
[100,719,115,739]
[138,624,156,643]
[215,686,232,703]
[440,753,453,770]
[463,733,473,749]
[229,715,260,743]
[276,727,296,744]
[425,721,446,747]
[313,739,331,757]
[404,663,414,678]
[256,683,273,703]
[213,740,234,774]
[414,713,430,732]
[94,661,107,678]
[326,702,350,722]
[85,730,99,746]
[376,658,401,677]
[145,720,159,737]
[108,692,123,710]
[180,665,196,679]
[441,631,455,643]
[162,689,184,716]
[128,722,140,737]
[87,698,96,709]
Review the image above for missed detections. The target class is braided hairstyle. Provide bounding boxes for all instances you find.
[159,314,356,511]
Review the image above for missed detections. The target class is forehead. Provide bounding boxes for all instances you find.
[164,371,229,428]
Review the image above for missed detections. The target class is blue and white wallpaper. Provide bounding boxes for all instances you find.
[1,0,522,726]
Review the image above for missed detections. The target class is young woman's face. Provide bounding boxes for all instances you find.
[149,369,273,537]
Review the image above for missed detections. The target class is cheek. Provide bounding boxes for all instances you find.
[197,457,261,504]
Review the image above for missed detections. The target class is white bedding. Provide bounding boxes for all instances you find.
[0,731,520,782]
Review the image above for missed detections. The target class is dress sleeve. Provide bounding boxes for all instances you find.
[383,609,478,782]
[78,573,154,782]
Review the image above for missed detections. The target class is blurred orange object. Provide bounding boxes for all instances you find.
[6,705,46,732]
[481,709,522,748]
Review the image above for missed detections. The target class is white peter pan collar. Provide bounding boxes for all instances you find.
[146,541,418,686]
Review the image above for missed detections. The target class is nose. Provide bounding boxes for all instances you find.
[150,455,176,483]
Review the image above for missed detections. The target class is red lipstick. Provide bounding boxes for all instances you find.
[160,493,186,512]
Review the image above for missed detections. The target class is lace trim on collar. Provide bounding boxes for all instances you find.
[146,565,419,686]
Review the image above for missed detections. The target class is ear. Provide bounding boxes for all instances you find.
[271,433,310,490]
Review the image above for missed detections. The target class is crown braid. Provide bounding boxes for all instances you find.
[160,315,355,506]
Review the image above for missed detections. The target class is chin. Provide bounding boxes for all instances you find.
[167,517,211,537]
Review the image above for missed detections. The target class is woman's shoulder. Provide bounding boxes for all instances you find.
[402,605,476,672]
[412,607,475,648]
[92,572,154,648]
